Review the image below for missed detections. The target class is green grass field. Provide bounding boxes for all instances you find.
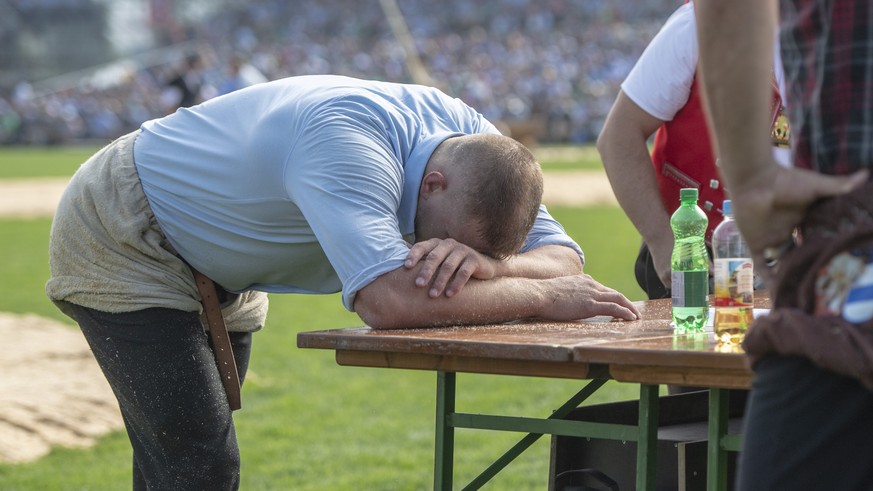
[0,145,647,490]
[0,146,100,178]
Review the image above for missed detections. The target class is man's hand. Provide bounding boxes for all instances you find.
[543,274,641,321]
[728,164,869,284]
[405,238,500,298]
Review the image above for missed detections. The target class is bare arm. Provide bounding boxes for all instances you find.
[497,244,583,278]
[695,0,867,280]
[354,262,640,330]
[405,241,582,298]
[695,0,776,188]
[597,90,672,287]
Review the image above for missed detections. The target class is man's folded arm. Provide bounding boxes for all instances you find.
[354,260,640,330]
[494,244,583,279]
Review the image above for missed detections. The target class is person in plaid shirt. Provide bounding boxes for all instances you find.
[696,0,873,489]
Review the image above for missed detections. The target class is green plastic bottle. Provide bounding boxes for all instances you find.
[670,188,709,332]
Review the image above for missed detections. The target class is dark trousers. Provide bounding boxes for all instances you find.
[634,240,719,300]
[634,241,671,300]
[738,356,873,490]
[56,301,252,491]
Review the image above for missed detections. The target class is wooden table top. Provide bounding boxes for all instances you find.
[297,296,769,389]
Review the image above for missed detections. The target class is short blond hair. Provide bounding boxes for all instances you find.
[444,134,543,259]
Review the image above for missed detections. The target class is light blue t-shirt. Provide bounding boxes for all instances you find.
[134,75,583,311]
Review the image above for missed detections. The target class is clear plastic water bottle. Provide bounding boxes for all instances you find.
[712,199,754,344]
[670,188,709,332]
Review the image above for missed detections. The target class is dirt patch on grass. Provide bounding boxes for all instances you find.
[541,170,619,207]
[0,172,617,220]
[0,178,70,219]
[0,312,121,463]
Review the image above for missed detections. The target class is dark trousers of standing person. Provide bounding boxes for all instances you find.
[737,355,873,490]
[634,242,672,300]
[55,301,252,491]
[635,241,720,299]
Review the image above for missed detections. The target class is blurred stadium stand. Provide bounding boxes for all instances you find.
[0,0,678,146]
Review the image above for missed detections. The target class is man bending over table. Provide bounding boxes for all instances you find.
[46,75,639,490]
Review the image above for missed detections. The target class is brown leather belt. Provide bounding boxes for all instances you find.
[190,267,242,410]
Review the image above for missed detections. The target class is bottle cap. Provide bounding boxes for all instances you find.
[680,188,698,200]
[723,199,732,215]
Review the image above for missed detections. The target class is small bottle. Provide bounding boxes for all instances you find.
[670,188,709,332]
[712,199,754,344]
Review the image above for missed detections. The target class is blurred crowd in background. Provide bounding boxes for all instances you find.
[0,0,677,146]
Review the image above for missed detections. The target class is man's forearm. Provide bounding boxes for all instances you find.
[495,244,582,279]
[597,91,672,257]
[354,261,640,329]
[695,0,777,187]
[355,267,549,329]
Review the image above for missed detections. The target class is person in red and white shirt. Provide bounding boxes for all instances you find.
[598,1,789,300]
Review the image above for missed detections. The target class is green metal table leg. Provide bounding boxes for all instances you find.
[461,378,609,490]
[707,388,729,491]
[636,384,659,491]
[434,371,456,491]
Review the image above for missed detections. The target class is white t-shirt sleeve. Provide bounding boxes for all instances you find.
[620,3,699,122]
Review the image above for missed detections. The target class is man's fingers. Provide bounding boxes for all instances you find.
[585,282,641,319]
[409,239,488,296]
[584,300,639,321]
[444,259,477,298]
[414,241,452,287]
[404,240,436,269]
[607,303,640,321]
[600,290,642,319]
[428,250,465,297]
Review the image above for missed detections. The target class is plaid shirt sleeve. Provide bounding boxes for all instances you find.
[780,0,873,175]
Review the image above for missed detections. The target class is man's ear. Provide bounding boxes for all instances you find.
[419,171,448,199]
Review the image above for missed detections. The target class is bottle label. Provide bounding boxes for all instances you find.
[714,258,754,307]
[672,270,709,307]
